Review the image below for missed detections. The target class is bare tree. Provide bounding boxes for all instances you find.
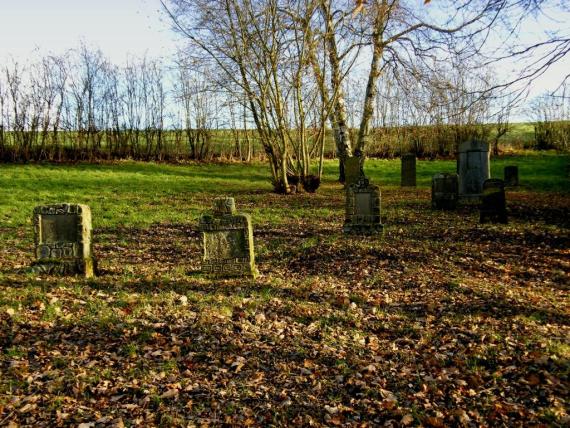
[530,84,570,151]
[163,0,331,192]
[173,58,215,160]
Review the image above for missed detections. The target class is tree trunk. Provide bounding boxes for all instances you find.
[355,4,386,156]
[320,1,353,182]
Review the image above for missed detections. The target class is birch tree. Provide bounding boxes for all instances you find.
[165,0,337,192]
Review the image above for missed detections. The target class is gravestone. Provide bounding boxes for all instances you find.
[198,197,257,278]
[480,179,508,224]
[32,203,96,277]
[401,154,417,187]
[504,165,519,187]
[343,176,383,234]
[431,173,459,210]
[344,156,364,187]
[457,140,490,197]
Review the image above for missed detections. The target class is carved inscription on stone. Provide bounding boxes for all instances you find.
[199,197,257,278]
[355,193,371,216]
[41,215,78,243]
[32,203,96,277]
[344,177,383,234]
[204,230,246,261]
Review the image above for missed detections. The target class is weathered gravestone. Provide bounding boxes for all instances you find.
[344,156,364,187]
[457,140,490,197]
[344,176,383,234]
[480,179,508,224]
[504,165,519,187]
[32,203,96,277]
[401,154,417,187]
[431,173,459,210]
[198,197,257,278]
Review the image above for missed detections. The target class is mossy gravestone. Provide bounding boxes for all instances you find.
[344,156,364,187]
[480,179,508,224]
[344,176,383,234]
[401,153,417,187]
[199,197,257,278]
[431,173,459,210]
[32,203,96,277]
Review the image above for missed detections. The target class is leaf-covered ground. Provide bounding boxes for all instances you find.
[0,159,569,427]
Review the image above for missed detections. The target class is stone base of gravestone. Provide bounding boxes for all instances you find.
[344,156,363,187]
[401,154,417,187]
[431,173,459,210]
[199,197,257,278]
[480,179,508,224]
[31,203,96,277]
[457,140,490,197]
[343,176,383,234]
[504,165,519,187]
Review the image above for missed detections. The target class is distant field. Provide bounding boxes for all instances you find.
[502,122,535,147]
[0,121,556,164]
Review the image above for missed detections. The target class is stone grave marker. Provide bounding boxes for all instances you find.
[480,179,508,224]
[401,153,417,187]
[344,156,364,187]
[343,176,383,234]
[457,140,490,197]
[32,203,96,277]
[198,197,257,278]
[504,165,519,187]
[431,173,459,210]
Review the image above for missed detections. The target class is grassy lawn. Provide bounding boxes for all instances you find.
[0,154,568,426]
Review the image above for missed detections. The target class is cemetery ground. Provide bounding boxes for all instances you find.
[0,154,568,427]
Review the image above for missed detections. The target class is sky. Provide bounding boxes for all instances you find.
[0,0,178,63]
[0,0,568,120]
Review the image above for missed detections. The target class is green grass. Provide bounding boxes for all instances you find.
[0,153,568,426]
[325,153,569,191]
[1,154,567,229]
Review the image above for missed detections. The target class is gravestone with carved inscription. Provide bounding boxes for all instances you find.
[431,173,459,210]
[401,153,416,187]
[199,197,257,278]
[480,179,508,224]
[457,140,490,198]
[343,176,383,234]
[32,203,96,277]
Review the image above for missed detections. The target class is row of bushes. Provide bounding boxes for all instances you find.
[0,122,566,163]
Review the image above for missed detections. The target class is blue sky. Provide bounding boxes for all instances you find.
[0,0,178,63]
[0,0,567,113]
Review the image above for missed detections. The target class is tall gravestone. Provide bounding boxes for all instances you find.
[457,140,490,197]
[480,179,508,224]
[504,165,519,187]
[344,156,364,187]
[401,154,417,187]
[32,203,96,277]
[343,176,383,234]
[431,173,459,210]
[198,197,257,278]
